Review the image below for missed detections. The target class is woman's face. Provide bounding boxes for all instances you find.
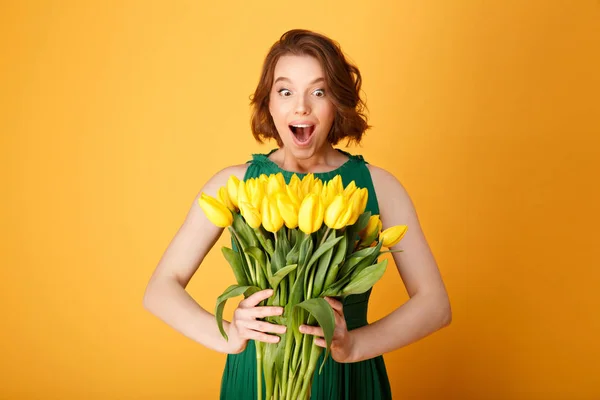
[268,54,336,158]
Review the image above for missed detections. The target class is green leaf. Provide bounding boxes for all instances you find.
[277,227,291,254]
[312,244,334,297]
[341,259,388,296]
[215,284,261,340]
[221,247,250,287]
[246,246,267,271]
[339,240,383,278]
[294,298,336,373]
[286,267,306,314]
[285,238,300,266]
[269,264,298,290]
[322,262,340,293]
[306,235,343,271]
[353,211,372,234]
[343,211,371,257]
[252,226,274,255]
[271,242,287,274]
[330,233,347,267]
[298,233,314,268]
[232,213,259,248]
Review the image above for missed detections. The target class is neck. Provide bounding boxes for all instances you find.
[272,145,347,174]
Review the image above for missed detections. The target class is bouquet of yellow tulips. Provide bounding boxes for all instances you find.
[198,172,407,400]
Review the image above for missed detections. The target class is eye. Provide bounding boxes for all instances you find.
[278,89,292,97]
[313,89,325,97]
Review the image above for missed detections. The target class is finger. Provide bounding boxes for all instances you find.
[240,289,274,308]
[314,337,326,347]
[299,324,324,337]
[244,329,281,344]
[324,297,343,313]
[246,320,287,335]
[250,306,284,319]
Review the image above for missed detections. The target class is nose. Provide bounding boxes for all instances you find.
[294,95,310,115]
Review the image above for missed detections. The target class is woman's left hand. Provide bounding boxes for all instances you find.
[299,297,355,363]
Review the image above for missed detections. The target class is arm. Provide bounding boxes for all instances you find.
[347,165,452,362]
[142,164,248,354]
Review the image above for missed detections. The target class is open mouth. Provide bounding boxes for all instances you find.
[289,124,315,144]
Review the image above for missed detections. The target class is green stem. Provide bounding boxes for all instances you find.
[298,343,322,399]
[281,325,294,396]
[231,228,257,284]
[256,341,263,400]
[319,227,332,246]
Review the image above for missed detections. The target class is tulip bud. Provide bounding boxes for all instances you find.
[267,173,285,196]
[275,192,299,229]
[358,215,382,247]
[301,173,316,196]
[343,181,357,198]
[226,175,240,208]
[261,196,284,233]
[321,181,338,208]
[237,180,250,206]
[310,179,323,196]
[198,193,233,227]
[246,179,265,209]
[379,225,408,247]
[329,175,344,194]
[239,201,262,229]
[217,186,236,211]
[298,193,324,234]
[348,188,369,225]
[289,173,301,188]
[286,180,302,208]
[324,194,354,229]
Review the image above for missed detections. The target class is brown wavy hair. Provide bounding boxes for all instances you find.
[250,29,370,147]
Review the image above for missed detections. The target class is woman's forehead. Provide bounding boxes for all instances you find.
[273,54,324,83]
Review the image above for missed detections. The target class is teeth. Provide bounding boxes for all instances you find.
[291,124,313,128]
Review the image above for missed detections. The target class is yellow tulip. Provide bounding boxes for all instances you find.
[300,173,316,196]
[298,193,324,234]
[198,193,233,227]
[324,194,354,229]
[275,192,299,229]
[379,225,408,247]
[289,174,302,189]
[329,175,344,194]
[261,196,284,233]
[286,180,302,209]
[266,173,286,196]
[358,215,382,246]
[226,175,240,208]
[343,181,357,198]
[246,178,265,209]
[256,175,268,197]
[321,181,337,208]
[348,188,369,225]
[310,179,323,196]
[237,180,250,206]
[217,186,236,211]
[239,201,262,229]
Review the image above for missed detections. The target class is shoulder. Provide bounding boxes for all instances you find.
[198,163,249,198]
[366,164,415,226]
[366,164,401,188]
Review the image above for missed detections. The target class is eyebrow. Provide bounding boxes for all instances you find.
[274,77,325,85]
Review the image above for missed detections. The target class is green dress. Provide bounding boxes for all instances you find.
[220,149,393,400]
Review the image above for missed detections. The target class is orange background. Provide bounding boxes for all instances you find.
[1,1,599,399]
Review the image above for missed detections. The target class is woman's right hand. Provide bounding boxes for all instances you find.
[226,289,287,354]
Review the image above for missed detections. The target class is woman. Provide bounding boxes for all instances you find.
[143,29,452,399]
